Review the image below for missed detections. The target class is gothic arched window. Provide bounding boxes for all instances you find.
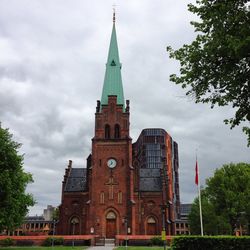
[100,192,105,204]
[105,124,110,139]
[114,124,120,139]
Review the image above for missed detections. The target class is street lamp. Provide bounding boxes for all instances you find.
[52,220,55,247]
[72,221,75,247]
[161,205,167,250]
[124,217,128,249]
[160,159,168,250]
[71,217,79,247]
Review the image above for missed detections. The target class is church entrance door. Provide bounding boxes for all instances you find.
[106,211,117,238]
[147,223,157,235]
[70,217,80,235]
[147,217,157,235]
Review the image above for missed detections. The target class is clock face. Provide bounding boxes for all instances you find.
[107,158,117,169]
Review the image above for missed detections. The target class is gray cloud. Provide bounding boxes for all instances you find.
[0,0,249,215]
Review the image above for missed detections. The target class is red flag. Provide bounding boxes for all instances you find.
[195,160,199,185]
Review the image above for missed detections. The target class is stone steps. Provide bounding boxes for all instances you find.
[105,238,115,246]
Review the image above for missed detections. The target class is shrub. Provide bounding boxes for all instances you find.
[43,237,64,246]
[126,239,151,246]
[0,238,14,246]
[171,236,250,250]
[150,236,164,246]
[16,240,34,246]
[63,240,90,246]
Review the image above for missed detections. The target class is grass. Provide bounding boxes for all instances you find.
[0,246,171,250]
[0,247,88,250]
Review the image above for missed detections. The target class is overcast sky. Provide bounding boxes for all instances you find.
[0,0,249,215]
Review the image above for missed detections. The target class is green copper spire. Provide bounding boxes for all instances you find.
[101,12,125,109]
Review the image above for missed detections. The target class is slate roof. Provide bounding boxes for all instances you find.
[25,216,44,221]
[139,168,162,192]
[64,168,87,192]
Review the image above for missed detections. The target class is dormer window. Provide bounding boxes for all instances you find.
[110,60,116,66]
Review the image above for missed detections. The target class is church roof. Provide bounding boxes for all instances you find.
[100,15,125,109]
[139,168,162,192]
[64,168,87,192]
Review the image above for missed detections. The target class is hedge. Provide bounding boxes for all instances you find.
[127,239,151,246]
[150,236,164,246]
[42,237,64,246]
[151,236,172,246]
[0,238,14,247]
[63,240,90,246]
[171,236,250,250]
[16,240,34,246]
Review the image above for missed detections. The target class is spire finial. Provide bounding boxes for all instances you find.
[112,4,116,23]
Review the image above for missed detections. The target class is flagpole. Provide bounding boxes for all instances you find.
[196,153,204,236]
[198,179,204,236]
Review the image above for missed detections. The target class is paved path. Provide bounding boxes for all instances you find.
[86,245,115,250]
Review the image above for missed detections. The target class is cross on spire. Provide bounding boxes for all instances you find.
[112,4,116,23]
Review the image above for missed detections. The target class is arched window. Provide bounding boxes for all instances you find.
[106,211,116,219]
[105,124,110,139]
[114,124,120,139]
[118,191,123,204]
[100,192,105,204]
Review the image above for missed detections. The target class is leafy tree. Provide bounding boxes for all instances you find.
[52,207,59,221]
[189,163,250,235]
[0,124,35,232]
[189,190,231,235]
[167,0,250,146]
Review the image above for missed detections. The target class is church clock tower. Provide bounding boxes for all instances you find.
[58,10,180,239]
[88,12,135,238]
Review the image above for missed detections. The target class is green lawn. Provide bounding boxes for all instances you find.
[115,247,171,250]
[0,246,171,250]
[0,247,87,250]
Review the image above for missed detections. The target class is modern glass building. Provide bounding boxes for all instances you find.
[133,128,180,234]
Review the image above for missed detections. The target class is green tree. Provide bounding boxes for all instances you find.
[189,190,231,235]
[0,124,35,232]
[52,207,59,221]
[189,163,250,235]
[167,0,250,146]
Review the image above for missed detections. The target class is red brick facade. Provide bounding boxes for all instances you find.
[57,18,180,237]
[57,96,180,237]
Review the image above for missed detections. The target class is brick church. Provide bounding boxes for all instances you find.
[57,13,180,238]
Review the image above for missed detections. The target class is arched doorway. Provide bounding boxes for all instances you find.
[106,211,117,238]
[70,217,80,235]
[147,216,157,235]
